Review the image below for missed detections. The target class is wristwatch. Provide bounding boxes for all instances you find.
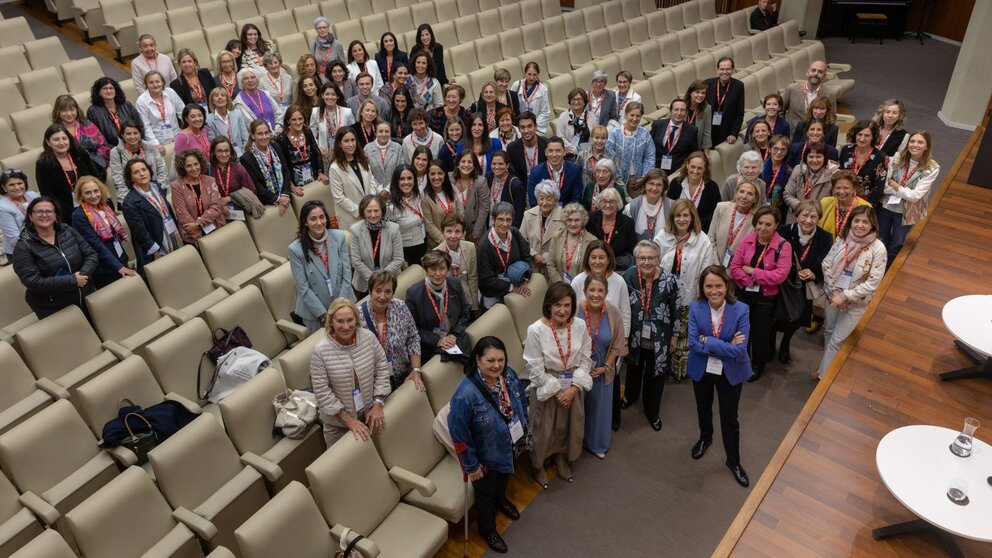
[373,397,385,406]
[412,367,422,373]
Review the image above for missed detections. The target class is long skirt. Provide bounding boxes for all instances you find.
[583,375,612,454]
[670,305,690,382]
[529,392,585,467]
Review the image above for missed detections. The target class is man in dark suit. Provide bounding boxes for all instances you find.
[527,137,584,207]
[705,57,746,146]
[650,99,698,176]
[750,0,779,31]
[505,111,547,189]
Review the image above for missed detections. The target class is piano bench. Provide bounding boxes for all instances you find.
[850,12,889,44]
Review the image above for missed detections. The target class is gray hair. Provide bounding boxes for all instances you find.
[737,150,764,172]
[634,239,660,257]
[561,202,589,226]
[491,201,515,219]
[591,70,608,83]
[594,157,616,178]
[597,187,623,209]
[237,68,260,88]
[261,51,283,66]
[313,16,330,29]
[534,179,560,201]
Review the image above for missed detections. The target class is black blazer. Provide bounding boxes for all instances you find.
[586,210,637,270]
[404,278,472,363]
[36,154,99,223]
[777,223,833,284]
[666,178,721,233]
[275,130,324,188]
[477,227,531,301]
[791,119,839,148]
[876,128,908,158]
[750,7,778,31]
[505,137,548,187]
[469,100,509,119]
[486,172,526,228]
[121,184,178,274]
[239,148,294,205]
[410,43,448,86]
[651,119,698,175]
[374,51,409,83]
[171,69,218,106]
[704,77,745,145]
[87,102,144,146]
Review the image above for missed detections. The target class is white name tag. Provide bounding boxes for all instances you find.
[660,155,673,170]
[200,223,216,235]
[641,324,651,339]
[712,111,723,125]
[226,204,246,220]
[886,194,901,205]
[163,216,178,235]
[352,387,364,411]
[113,240,124,257]
[723,248,733,266]
[300,167,314,183]
[562,271,573,284]
[705,356,723,375]
[509,417,524,443]
[835,270,853,290]
[160,123,172,130]
[745,283,760,292]
[557,371,573,388]
[498,273,509,282]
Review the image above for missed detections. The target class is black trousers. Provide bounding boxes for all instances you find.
[692,372,743,466]
[777,297,814,349]
[624,348,667,421]
[403,243,426,268]
[739,291,776,368]
[472,470,510,537]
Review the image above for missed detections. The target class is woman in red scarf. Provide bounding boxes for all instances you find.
[71,176,136,288]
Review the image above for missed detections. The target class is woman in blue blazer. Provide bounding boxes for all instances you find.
[687,264,752,488]
[120,158,182,275]
[288,200,354,333]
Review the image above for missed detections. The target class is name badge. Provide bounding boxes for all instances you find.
[432,327,448,338]
[509,417,524,443]
[723,248,733,266]
[352,387,364,411]
[325,276,334,287]
[562,271,573,284]
[712,111,723,126]
[113,240,125,257]
[200,223,216,235]
[374,264,381,271]
[641,324,651,339]
[705,356,723,375]
[886,194,901,205]
[835,270,853,290]
[160,123,172,130]
[660,155,673,171]
[498,272,509,282]
[300,167,314,183]
[163,216,178,235]
[557,371,573,388]
[226,204,246,221]
[745,282,760,293]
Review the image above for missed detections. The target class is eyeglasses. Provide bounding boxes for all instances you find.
[770,147,788,153]
[31,209,56,216]
[636,256,659,261]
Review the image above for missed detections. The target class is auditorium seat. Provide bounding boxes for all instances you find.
[255,0,285,16]
[588,28,615,61]
[8,529,74,558]
[602,1,622,26]
[233,481,338,558]
[15,306,124,396]
[681,0,701,27]
[385,6,413,36]
[504,271,547,342]
[0,18,36,49]
[197,1,230,29]
[0,342,66,437]
[134,14,172,54]
[665,4,685,31]
[0,267,37,345]
[565,36,592,70]
[170,31,213,73]
[197,221,275,290]
[305,433,448,558]
[448,42,479,81]
[606,22,631,53]
[645,9,668,37]
[580,4,603,33]
[257,262,295,324]
[166,6,200,33]
[204,23,239,55]
[410,2,437,26]
[143,317,224,422]
[84,276,178,357]
[318,0,347,19]
[475,34,502,69]
[19,69,68,109]
[418,356,462,415]
[0,400,120,551]
[64,466,223,558]
[273,331,322,390]
[149,414,275,554]
[332,19,362,45]
[617,49,644,83]
[226,0,259,21]
[271,33,309,69]
[75,355,202,440]
[394,264,424,300]
[728,9,751,39]
[203,285,308,364]
[360,13,389,43]
[245,205,296,263]
[466,303,524,373]
[218,368,324,492]
[496,4,521,31]
[59,57,103,95]
[597,54,620,88]
[145,246,230,322]
[292,5,320,32]
[515,21,541,53]
[0,47,31,84]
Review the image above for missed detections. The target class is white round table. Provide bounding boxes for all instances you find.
[875,425,992,556]
[940,295,992,381]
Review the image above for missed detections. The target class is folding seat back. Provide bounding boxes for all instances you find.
[144,246,228,321]
[479,0,499,10]
[0,85,26,129]
[318,0,347,19]
[699,0,716,19]
[292,5,320,32]
[741,74,759,111]
[245,204,297,262]
[274,331,321,390]
[0,47,31,82]
[0,267,36,341]
[305,434,448,558]
[219,368,324,490]
[204,23,238,55]
[171,30,213,73]
[19,68,68,108]
[0,342,62,436]
[638,0,655,16]
[465,304,523,373]
[226,0,258,21]
[373,384,470,522]
[234,16,267,39]
[15,306,119,392]
[394,264,424,300]
[282,0,306,10]
[410,2,437,25]
[637,40,663,76]
[455,0,478,16]
[255,0,284,15]
[617,48,644,82]
[64,467,202,558]
[396,0,417,8]
[766,24,789,56]
[418,355,461,414]
[690,52,713,83]
[587,28,613,60]
[497,28,524,61]
[85,276,177,356]
[675,26,699,59]
[503,272,546,342]
[134,14,173,54]
[265,10,298,40]
[59,58,103,95]
[272,32,309,68]
[564,36,591,71]
[475,9,500,35]
[731,37,756,71]
[602,1,622,26]
[539,0,558,19]
[166,0,194,9]
[620,0,639,20]
[681,0,701,26]
[133,0,166,15]
[144,317,219,413]
[385,7,413,34]
[234,482,334,558]
[771,56,795,92]
[257,263,294,324]
[167,6,200,32]
[347,0,372,19]
[561,9,584,38]
[8,529,74,558]
[596,54,620,88]
[198,0,231,28]
[432,20,457,50]
[790,47,811,82]
[657,33,682,67]
[197,221,274,288]
[149,414,272,553]
[607,22,631,52]
[448,42,479,79]
[0,18,35,49]
[695,19,717,51]
[204,285,306,360]
[543,40,570,79]
[781,19,805,49]
[371,0,395,14]
[645,9,667,37]
[432,0,456,22]
[749,33,772,65]
[707,147,725,185]
[657,67,686,105]
[0,400,118,550]
[729,9,749,38]
[712,14,733,44]
[519,0,542,23]
[497,4,521,31]
[360,13,388,43]
[664,4,684,31]
[546,73,574,115]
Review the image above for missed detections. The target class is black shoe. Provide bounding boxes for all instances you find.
[650,418,662,431]
[691,438,712,460]
[611,418,621,432]
[483,532,507,553]
[729,464,750,487]
[778,344,791,364]
[620,397,633,409]
[747,365,764,383]
[498,501,520,520]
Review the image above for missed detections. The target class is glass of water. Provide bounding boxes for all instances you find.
[949,417,980,458]
[947,478,969,505]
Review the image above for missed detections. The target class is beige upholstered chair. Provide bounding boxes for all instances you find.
[373,383,472,522]
[394,264,424,300]
[197,221,276,290]
[503,271,547,343]
[0,472,45,557]
[305,434,448,558]
[244,205,296,263]
[419,356,464,416]
[203,285,308,364]
[234,481,341,558]
[0,342,66,436]
[257,263,295,324]
[465,304,524,374]
[14,306,125,395]
[148,415,276,554]
[274,331,323,390]
[143,317,224,423]
[85,275,179,356]
[0,267,38,345]
[8,529,74,558]
[144,245,230,323]
[218,368,324,492]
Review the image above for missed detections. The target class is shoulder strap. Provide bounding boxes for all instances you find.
[467,373,512,424]
[360,302,376,332]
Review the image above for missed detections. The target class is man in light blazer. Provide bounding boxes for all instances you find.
[526,137,584,207]
[346,72,391,122]
[782,61,838,129]
[650,99,699,176]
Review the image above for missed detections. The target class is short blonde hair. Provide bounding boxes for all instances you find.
[73,175,112,204]
[561,202,589,227]
[590,125,608,139]
[597,186,624,210]
[209,87,234,110]
[324,298,360,336]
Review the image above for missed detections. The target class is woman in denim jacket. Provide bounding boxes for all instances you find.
[448,336,529,554]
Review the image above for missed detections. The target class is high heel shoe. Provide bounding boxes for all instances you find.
[533,467,548,489]
[554,455,573,483]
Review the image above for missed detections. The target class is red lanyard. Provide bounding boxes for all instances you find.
[7,196,27,215]
[435,192,454,215]
[108,108,121,131]
[187,178,204,215]
[244,91,266,117]
[60,156,78,193]
[766,163,783,198]
[644,205,659,238]
[842,241,868,268]
[688,179,705,205]
[291,133,310,162]
[521,80,541,106]
[547,163,564,193]
[185,130,209,152]
[899,165,917,187]
[876,129,891,151]
[424,279,448,324]
[221,74,236,97]
[401,196,423,219]
[486,105,496,129]
[377,144,389,167]
[313,242,329,274]
[715,80,729,111]
[370,228,382,263]
[852,148,869,175]
[144,187,168,217]
[687,108,697,125]
[802,169,821,197]
[835,197,857,235]
[266,73,284,103]
[490,175,506,204]
[524,144,538,170]
[550,319,572,369]
[754,241,771,270]
[489,228,512,272]
[803,82,821,104]
[563,236,581,272]
[637,270,653,322]
[582,301,602,346]
[360,125,373,145]
[674,233,689,274]
[152,95,168,124]
[799,236,814,263]
[710,306,724,337]
[186,74,204,101]
[215,165,232,196]
[129,146,145,161]
[665,124,682,151]
[603,217,616,245]
[319,49,331,73]
[324,107,342,135]
[384,56,392,82]
[727,209,749,249]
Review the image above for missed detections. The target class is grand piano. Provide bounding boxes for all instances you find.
[816,0,915,39]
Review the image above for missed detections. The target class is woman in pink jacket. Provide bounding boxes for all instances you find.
[170,149,226,245]
[729,205,791,381]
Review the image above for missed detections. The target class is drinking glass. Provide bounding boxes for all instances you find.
[949,417,979,458]
[946,478,969,505]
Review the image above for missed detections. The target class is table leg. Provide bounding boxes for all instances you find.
[873,519,964,558]
[939,341,992,381]
[936,530,965,558]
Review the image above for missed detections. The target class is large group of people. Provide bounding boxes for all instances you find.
[0,23,943,555]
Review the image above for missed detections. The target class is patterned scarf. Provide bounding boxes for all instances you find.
[251,145,284,196]
[82,202,128,242]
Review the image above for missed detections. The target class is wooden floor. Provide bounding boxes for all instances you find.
[715,110,992,557]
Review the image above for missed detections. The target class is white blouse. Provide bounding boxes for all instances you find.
[136,88,185,145]
[523,318,593,402]
[510,79,551,134]
[655,230,718,304]
[570,271,631,338]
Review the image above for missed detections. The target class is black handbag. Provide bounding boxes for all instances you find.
[199,327,253,399]
[774,248,806,323]
[119,413,159,465]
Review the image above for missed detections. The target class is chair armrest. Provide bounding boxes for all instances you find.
[276,320,308,342]
[388,466,436,497]
[241,452,283,483]
[19,491,60,526]
[164,392,204,415]
[828,62,851,72]
[259,251,288,266]
[211,278,241,294]
[205,547,237,558]
[101,340,133,360]
[105,445,138,467]
[160,306,189,325]
[331,524,381,558]
[34,377,70,400]
[172,507,218,541]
